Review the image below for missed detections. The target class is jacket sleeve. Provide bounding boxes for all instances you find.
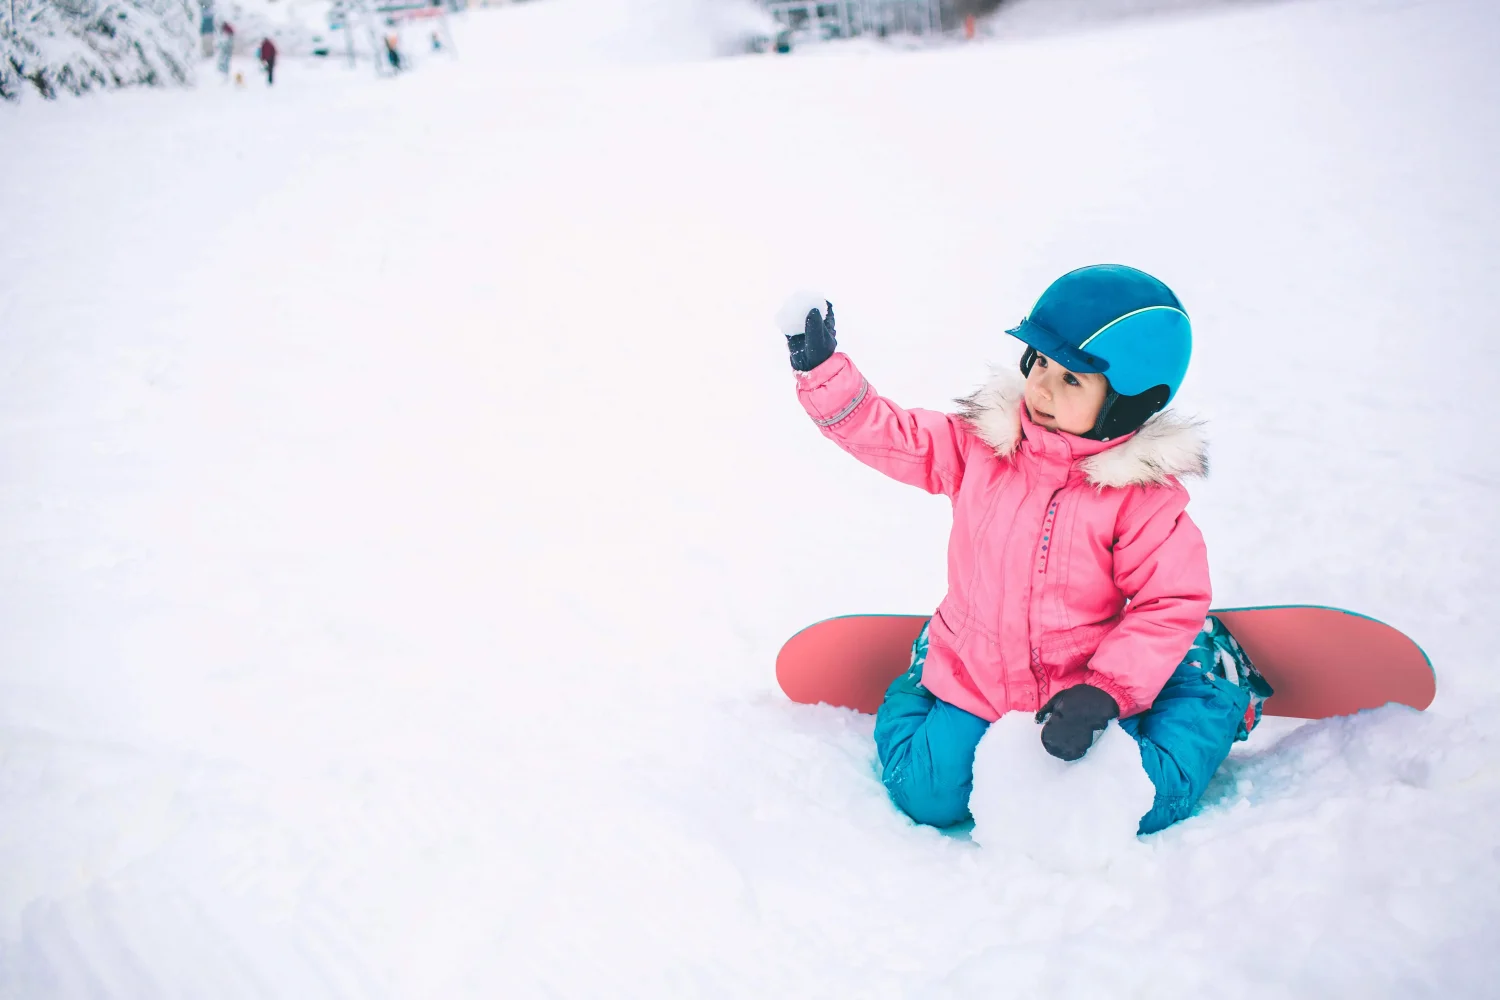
[796,352,970,498]
[1079,486,1212,717]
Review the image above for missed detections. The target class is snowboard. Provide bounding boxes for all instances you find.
[776,606,1434,720]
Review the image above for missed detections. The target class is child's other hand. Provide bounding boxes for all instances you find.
[777,292,837,372]
[1035,685,1120,761]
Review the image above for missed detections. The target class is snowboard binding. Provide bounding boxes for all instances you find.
[1187,615,1276,740]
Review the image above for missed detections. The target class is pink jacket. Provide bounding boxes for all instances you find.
[798,353,1212,721]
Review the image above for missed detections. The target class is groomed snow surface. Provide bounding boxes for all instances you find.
[3,0,1499,995]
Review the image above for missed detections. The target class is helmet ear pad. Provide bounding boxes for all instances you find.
[1019,346,1039,378]
[1085,384,1170,441]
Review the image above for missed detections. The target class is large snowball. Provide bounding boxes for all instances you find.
[969,712,1155,871]
[776,291,828,337]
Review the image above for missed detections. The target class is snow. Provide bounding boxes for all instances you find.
[980,0,1292,39]
[2,0,1499,995]
[776,290,829,336]
[970,715,1154,871]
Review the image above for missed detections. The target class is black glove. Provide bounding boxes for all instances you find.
[1035,684,1119,761]
[785,299,837,372]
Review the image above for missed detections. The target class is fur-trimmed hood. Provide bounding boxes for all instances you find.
[955,369,1207,488]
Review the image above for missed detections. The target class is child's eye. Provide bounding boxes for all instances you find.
[1036,355,1049,368]
[1064,373,1080,387]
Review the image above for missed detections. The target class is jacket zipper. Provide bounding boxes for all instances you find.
[1028,489,1063,707]
[1036,492,1061,576]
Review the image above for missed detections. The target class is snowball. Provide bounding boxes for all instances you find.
[776,291,828,337]
[969,712,1155,871]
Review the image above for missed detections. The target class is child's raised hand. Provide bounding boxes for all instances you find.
[1035,685,1120,761]
[777,291,837,372]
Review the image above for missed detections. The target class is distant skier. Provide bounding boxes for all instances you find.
[258,37,277,86]
[216,22,234,79]
[384,31,402,73]
[200,1,216,58]
[781,265,1272,835]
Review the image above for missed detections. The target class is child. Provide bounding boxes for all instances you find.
[782,265,1271,834]
[385,32,403,74]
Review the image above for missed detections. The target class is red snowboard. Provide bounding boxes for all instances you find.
[776,606,1434,720]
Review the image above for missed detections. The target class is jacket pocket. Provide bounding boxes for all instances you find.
[928,603,970,652]
[1034,618,1119,674]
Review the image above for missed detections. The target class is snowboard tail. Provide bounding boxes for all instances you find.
[775,606,1434,720]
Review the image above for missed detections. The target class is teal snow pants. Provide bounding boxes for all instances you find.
[873,622,1254,835]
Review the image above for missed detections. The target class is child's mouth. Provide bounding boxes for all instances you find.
[1029,402,1054,422]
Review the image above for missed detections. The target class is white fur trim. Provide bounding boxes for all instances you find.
[955,368,1026,457]
[1079,411,1208,487]
[955,367,1207,487]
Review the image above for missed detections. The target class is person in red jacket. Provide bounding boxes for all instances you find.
[258,37,277,86]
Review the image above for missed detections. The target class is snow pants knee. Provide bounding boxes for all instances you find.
[1118,658,1251,833]
[873,623,1252,834]
[873,661,990,828]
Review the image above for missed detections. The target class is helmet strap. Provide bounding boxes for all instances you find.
[1082,389,1122,441]
[1083,385,1170,441]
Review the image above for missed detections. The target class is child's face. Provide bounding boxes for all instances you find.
[1024,353,1109,435]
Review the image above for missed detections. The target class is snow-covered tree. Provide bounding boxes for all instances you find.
[2,0,196,100]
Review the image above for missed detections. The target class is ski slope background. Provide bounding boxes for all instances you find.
[3,0,1499,995]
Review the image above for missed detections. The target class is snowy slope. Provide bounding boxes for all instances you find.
[2,0,1499,995]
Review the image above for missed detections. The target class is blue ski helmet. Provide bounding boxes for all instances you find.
[1008,265,1191,439]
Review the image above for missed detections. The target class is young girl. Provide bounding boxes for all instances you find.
[782,265,1271,834]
